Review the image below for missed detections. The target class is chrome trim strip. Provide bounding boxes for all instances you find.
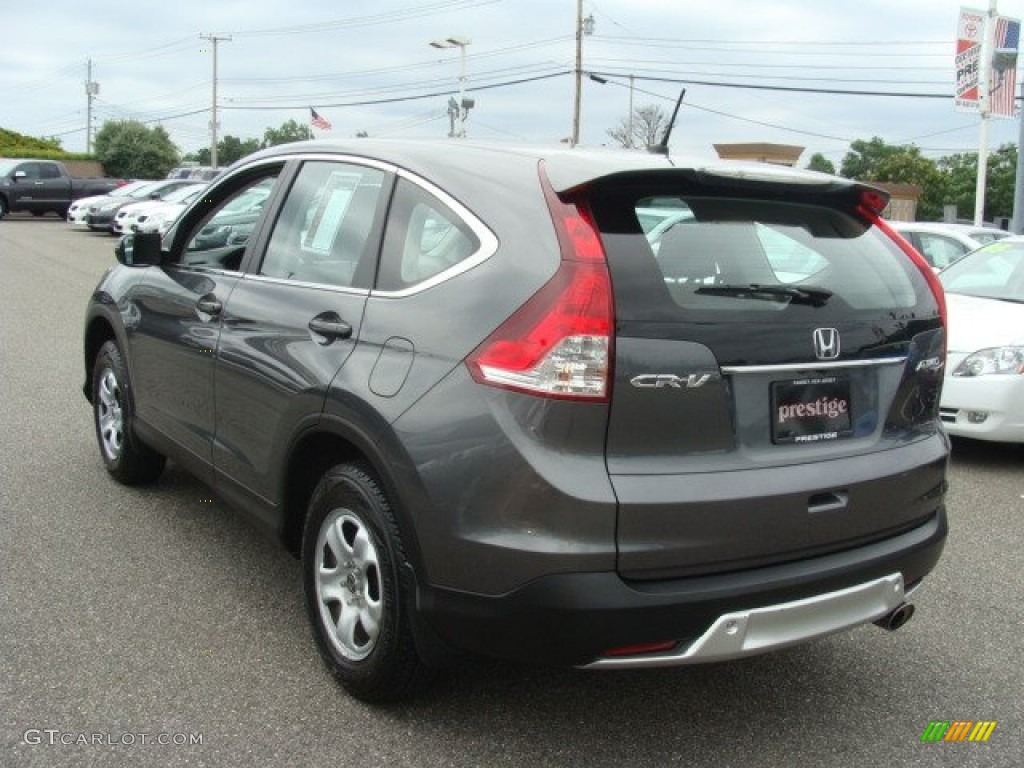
[581,573,905,670]
[721,357,907,374]
[241,273,370,296]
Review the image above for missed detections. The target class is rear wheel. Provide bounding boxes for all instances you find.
[91,341,165,485]
[0,197,8,219]
[302,462,433,703]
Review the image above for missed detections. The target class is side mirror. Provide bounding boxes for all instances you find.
[13,170,26,181]
[115,232,164,267]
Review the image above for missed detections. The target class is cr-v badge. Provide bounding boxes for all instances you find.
[813,328,841,360]
[630,373,716,389]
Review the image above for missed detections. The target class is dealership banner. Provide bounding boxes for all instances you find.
[989,14,1020,117]
[956,7,1021,116]
[956,7,984,112]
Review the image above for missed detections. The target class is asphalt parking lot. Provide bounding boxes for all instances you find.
[1,214,1022,767]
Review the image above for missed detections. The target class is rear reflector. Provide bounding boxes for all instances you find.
[466,166,613,401]
[602,640,678,657]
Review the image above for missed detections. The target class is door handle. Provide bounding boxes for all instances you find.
[308,317,353,340]
[196,297,223,316]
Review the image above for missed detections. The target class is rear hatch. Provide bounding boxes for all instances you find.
[584,166,946,580]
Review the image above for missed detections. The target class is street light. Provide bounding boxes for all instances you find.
[430,35,473,138]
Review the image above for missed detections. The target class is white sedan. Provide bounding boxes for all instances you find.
[67,180,150,227]
[112,183,205,234]
[938,236,1024,442]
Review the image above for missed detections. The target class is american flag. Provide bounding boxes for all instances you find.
[310,107,332,131]
[990,16,1021,118]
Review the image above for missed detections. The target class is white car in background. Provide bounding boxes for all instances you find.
[132,185,206,234]
[112,183,205,234]
[67,180,149,228]
[889,221,988,271]
[938,236,1024,442]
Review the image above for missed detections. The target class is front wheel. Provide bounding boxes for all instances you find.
[91,341,165,485]
[302,462,433,703]
[0,197,8,219]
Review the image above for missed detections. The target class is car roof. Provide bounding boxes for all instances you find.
[238,138,879,204]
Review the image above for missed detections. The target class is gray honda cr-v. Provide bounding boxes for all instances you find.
[83,140,948,702]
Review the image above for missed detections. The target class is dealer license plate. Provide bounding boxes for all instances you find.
[771,376,853,444]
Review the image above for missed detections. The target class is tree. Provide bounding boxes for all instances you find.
[93,120,179,178]
[262,119,313,148]
[805,153,835,174]
[839,137,946,220]
[839,137,906,180]
[185,135,262,167]
[607,104,668,149]
[937,144,1017,222]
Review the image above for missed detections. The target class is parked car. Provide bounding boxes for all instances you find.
[136,179,268,235]
[83,140,949,703]
[67,180,150,227]
[889,221,986,270]
[112,183,206,234]
[0,158,124,219]
[85,179,199,233]
[940,223,1013,244]
[131,186,207,234]
[937,236,1024,442]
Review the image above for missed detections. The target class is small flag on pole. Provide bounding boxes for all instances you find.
[310,107,332,130]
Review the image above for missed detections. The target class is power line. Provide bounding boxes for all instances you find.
[221,70,571,110]
[589,70,959,99]
[233,0,499,37]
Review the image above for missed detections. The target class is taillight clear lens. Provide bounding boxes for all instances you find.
[468,260,612,399]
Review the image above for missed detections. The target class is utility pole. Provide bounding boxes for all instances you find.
[571,1,594,146]
[84,58,99,153]
[1012,79,1024,232]
[974,0,998,226]
[628,74,635,147]
[200,34,232,168]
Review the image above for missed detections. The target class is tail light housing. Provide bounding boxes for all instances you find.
[466,166,613,401]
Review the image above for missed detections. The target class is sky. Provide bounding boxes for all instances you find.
[4,0,1024,168]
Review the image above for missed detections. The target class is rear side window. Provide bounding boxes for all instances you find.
[376,179,479,292]
[612,195,918,314]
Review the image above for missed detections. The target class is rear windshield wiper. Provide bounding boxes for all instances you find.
[694,284,833,306]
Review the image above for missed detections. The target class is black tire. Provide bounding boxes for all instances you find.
[0,197,8,219]
[302,462,433,703]
[91,340,166,485]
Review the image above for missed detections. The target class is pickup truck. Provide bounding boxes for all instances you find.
[0,159,124,219]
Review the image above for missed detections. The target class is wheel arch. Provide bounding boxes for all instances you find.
[82,314,119,402]
[279,418,427,575]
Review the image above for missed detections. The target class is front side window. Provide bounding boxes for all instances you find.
[376,179,479,292]
[259,161,385,289]
[182,173,279,269]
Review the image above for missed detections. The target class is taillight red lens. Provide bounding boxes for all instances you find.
[466,165,614,400]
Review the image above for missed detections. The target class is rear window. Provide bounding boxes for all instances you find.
[641,196,916,311]
[592,192,921,319]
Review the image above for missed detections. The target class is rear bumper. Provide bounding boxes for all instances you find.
[417,508,946,667]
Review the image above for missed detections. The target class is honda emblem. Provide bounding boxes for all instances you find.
[813,328,840,360]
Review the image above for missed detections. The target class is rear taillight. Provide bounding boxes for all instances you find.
[466,166,613,401]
